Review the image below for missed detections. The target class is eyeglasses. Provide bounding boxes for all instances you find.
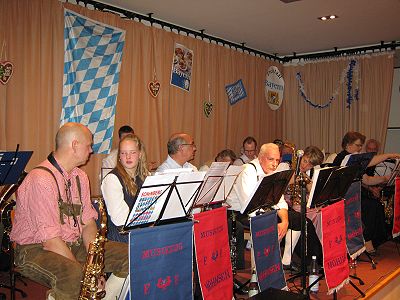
[352,143,363,148]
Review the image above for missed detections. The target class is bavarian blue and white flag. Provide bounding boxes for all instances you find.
[61,9,125,154]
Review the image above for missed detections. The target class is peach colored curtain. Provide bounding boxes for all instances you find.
[282,54,394,154]
[0,0,282,194]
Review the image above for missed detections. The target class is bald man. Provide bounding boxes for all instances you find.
[156,132,198,173]
[11,122,128,300]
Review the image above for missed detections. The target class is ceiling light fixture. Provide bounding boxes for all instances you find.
[318,15,338,21]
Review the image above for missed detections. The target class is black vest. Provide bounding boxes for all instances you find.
[105,169,143,243]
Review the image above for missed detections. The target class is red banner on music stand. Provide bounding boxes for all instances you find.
[321,200,349,294]
[392,177,400,238]
[194,207,233,300]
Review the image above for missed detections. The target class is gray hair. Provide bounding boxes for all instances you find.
[167,133,188,155]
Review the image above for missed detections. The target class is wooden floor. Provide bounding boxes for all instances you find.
[235,239,400,299]
[1,240,400,299]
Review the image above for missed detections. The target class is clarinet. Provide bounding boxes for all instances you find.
[230,210,237,274]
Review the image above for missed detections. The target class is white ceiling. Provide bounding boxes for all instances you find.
[94,0,400,57]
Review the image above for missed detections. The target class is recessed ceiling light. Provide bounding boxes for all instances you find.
[318,15,338,21]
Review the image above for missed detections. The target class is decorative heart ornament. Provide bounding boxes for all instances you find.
[203,101,213,118]
[0,61,14,85]
[148,79,161,98]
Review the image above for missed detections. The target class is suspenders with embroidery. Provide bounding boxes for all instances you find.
[34,166,83,226]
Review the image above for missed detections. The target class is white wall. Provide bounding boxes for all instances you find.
[384,67,400,153]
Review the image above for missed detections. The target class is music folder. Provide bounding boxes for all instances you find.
[308,165,359,208]
[123,171,205,230]
[0,151,33,185]
[240,169,294,215]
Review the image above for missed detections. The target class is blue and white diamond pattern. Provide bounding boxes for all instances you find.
[61,9,125,154]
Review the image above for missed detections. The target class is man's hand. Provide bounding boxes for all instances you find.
[276,209,289,241]
[277,221,289,241]
[82,218,98,252]
[42,237,78,262]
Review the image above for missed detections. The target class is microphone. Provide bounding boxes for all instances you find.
[295,149,304,176]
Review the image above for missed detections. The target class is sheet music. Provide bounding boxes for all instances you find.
[124,171,206,228]
[161,171,206,220]
[125,174,176,227]
[154,167,193,175]
[213,165,243,203]
[387,159,400,186]
[195,162,230,206]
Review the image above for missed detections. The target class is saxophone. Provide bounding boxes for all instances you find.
[79,197,107,300]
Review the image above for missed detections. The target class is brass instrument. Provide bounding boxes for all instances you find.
[287,173,312,206]
[1,172,27,251]
[79,197,107,300]
[283,142,296,169]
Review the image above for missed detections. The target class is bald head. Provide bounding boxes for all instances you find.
[258,143,281,175]
[56,122,92,150]
[53,123,93,170]
[259,143,280,159]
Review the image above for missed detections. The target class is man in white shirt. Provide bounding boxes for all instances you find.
[228,143,289,238]
[100,125,134,180]
[233,136,258,166]
[156,133,198,173]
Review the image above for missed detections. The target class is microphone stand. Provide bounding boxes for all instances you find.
[286,152,309,297]
[299,172,308,296]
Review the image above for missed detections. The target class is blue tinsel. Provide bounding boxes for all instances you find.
[297,59,359,109]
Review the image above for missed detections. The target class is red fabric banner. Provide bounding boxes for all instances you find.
[392,177,400,238]
[321,200,349,294]
[194,207,233,300]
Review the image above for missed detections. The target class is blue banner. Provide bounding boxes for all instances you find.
[225,79,247,105]
[344,181,364,257]
[250,211,286,291]
[129,221,193,300]
[62,9,125,154]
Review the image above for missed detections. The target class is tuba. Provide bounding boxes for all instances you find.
[79,197,107,300]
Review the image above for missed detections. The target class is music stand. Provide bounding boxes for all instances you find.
[340,152,376,180]
[308,165,359,208]
[240,169,294,215]
[0,151,33,185]
[0,150,32,299]
[294,166,365,297]
[193,162,230,209]
[123,172,205,230]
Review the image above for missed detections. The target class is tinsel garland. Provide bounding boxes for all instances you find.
[296,59,360,109]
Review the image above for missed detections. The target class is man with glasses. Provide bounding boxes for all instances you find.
[233,136,258,166]
[156,132,198,173]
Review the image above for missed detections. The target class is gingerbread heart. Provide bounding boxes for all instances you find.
[148,80,160,98]
[203,101,213,118]
[0,61,14,85]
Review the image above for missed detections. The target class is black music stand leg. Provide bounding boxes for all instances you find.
[349,280,366,297]
[349,274,364,286]
[233,277,250,297]
[358,251,377,269]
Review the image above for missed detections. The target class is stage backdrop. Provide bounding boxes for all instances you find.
[0,0,394,195]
